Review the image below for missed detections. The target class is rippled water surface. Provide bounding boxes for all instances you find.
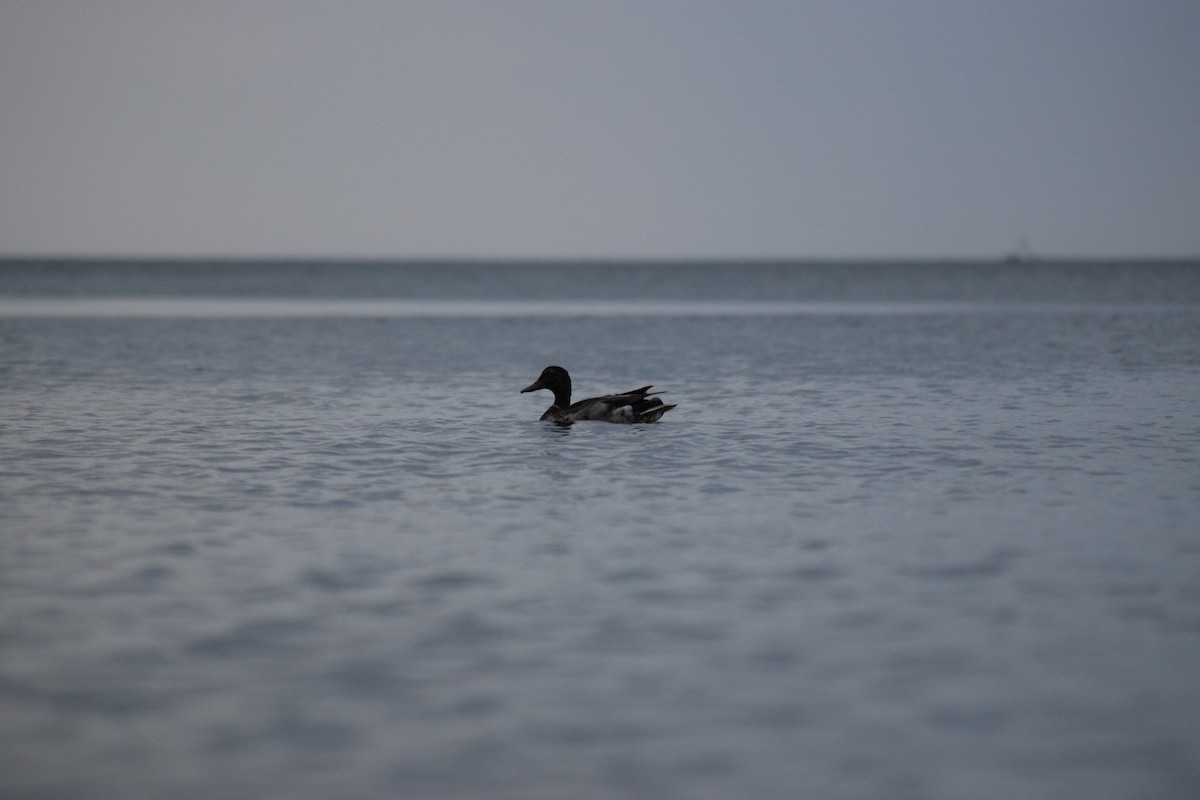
[2,261,1200,799]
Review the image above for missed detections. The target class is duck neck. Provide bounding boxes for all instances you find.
[550,384,571,410]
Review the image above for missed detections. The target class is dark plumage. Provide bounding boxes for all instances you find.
[520,366,676,424]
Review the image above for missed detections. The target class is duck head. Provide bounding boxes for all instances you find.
[521,365,572,409]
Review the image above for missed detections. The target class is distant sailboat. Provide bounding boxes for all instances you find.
[1003,235,1034,264]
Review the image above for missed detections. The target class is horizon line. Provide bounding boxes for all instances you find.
[3,253,1199,265]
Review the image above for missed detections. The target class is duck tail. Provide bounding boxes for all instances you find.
[637,403,676,423]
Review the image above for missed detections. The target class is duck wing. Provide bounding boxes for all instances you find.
[554,387,674,423]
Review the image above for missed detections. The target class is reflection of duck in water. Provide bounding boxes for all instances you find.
[521,366,676,424]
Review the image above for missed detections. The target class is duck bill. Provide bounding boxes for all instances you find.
[520,380,543,393]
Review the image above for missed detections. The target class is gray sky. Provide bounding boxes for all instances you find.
[2,0,1198,259]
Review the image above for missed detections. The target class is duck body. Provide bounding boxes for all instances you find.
[521,366,676,424]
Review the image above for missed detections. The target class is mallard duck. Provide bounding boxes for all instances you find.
[521,366,676,424]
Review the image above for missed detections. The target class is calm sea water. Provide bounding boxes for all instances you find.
[2,260,1199,799]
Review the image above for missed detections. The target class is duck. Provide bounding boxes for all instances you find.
[521,366,676,424]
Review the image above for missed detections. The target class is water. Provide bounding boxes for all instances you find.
[2,260,1199,799]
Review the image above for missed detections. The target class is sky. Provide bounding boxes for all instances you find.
[1,0,1198,260]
